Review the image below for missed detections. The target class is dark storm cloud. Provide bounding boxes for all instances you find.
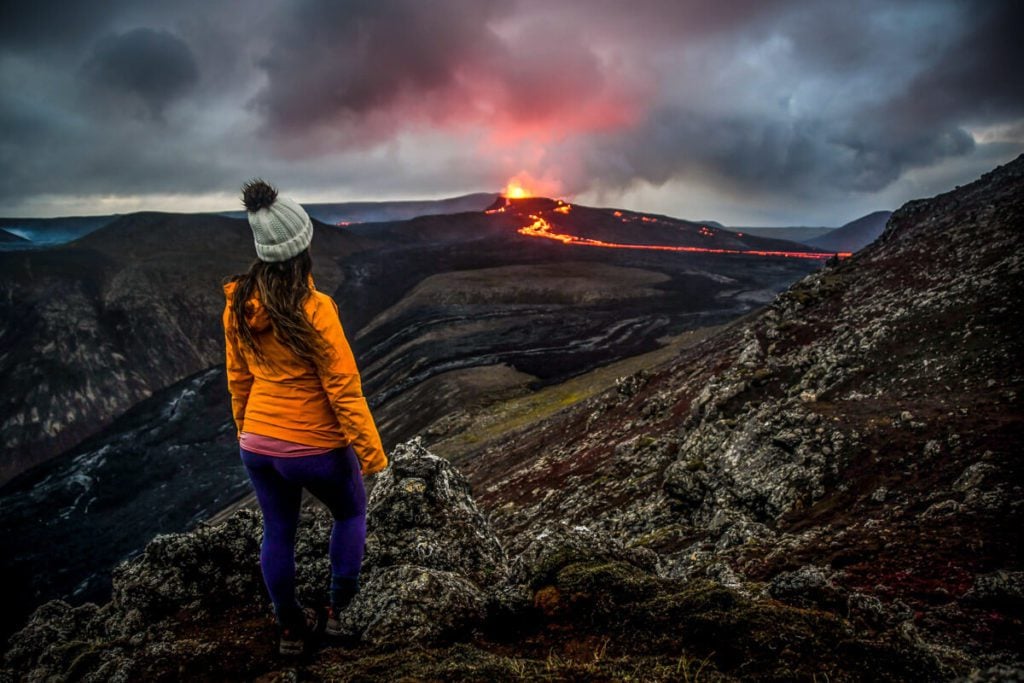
[564,0,1024,197]
[249,0,792,147]
[251,0,507,132]
[245,0,640,154]
[243,0,1023,197]
[576,107,977,200]
[0,0,131,53]
[0,0,1021,220]
[511,0,793,43]
[877,1,1024,129]
[80,28,200,119]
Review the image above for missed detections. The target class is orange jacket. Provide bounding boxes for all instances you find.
[221,273,388,476]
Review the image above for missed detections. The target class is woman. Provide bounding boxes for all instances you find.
[222,178,388,656]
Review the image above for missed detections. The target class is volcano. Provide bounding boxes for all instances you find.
[485,196,851,259]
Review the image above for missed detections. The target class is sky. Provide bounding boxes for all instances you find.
[0,0,1021,225]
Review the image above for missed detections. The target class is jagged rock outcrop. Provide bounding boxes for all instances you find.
[508,522,660,589]
[2,439,965,681]
[330,437,506,645]
[2,438,508,677]
[338,565,489,647]
[2,510,265,677]
[360,437,507,586]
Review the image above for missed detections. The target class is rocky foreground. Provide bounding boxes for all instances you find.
[4,155,1023,681]
[0,440,970,681]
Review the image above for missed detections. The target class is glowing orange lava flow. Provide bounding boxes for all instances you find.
[516,214,851,260]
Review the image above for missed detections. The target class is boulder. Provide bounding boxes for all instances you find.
[362,437,508,587]
[333,565,487,647]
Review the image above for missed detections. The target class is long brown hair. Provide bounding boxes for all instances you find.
[226,248,331,372]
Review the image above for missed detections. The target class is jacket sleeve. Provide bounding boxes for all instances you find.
[223,305,253,440]
[310,295,389,475]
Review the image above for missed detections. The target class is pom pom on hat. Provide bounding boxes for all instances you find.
[240,178,313,262]
[241,178,278,212]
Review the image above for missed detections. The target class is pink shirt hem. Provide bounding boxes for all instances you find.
[239,431,338,457]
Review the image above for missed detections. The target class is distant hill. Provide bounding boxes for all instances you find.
[220,192,498,225]
[0,194,499,249]
[728,226,834,242]
[0,211,374,486]
[806,210,892,253]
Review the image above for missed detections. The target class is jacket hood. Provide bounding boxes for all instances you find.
[223,273,315,333]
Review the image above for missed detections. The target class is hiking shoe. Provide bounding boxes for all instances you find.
[277,606,319,656]
[324,605,345,637]
[325,576,359,638]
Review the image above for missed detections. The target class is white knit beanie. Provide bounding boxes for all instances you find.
[241,179,313,262]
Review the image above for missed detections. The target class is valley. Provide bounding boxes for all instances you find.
[0,194,830,642]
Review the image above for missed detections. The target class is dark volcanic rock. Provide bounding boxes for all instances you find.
[961,570,1024,610]
[507,521,660,590]
[768,564,850,611]
[2,509,264,677]
[2,440,962,681]
[335,564,488,646]
[361,436,508,587]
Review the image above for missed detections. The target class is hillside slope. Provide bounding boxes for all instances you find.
[459,154,1023,662]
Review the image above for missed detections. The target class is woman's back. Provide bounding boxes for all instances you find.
[223,264,387,476]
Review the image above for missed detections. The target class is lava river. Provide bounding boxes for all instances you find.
[489,197,852,260]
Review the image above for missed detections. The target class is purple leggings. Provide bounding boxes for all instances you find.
[239,445,366,614]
